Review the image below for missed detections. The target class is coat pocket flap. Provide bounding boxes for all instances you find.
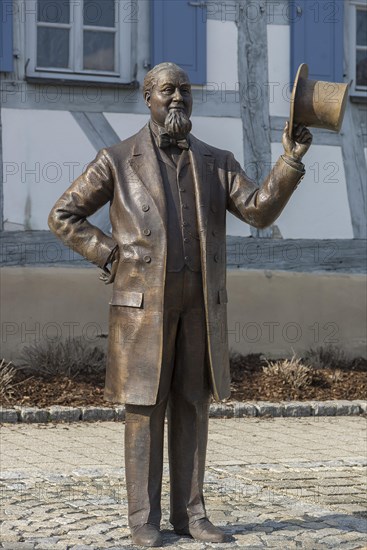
[218,289,228,304]
[110,290,144,308]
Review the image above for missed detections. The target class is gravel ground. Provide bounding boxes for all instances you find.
[1,416,366,549]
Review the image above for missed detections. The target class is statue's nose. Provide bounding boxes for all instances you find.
[172,88,183,102]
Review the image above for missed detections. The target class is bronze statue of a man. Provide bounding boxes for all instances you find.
[48,62,312,547]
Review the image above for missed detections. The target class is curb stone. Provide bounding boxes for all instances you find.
[81,407,115,422]
[49,406,81,422]
[0,400,365,424]
[19,407,49,423]
[284,402,312,417]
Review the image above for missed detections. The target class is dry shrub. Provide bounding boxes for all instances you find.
[303,345,348,370]
[19,337,106,379]
[263,354,314,392]
[0,359,17,404]
[229,351,266,382]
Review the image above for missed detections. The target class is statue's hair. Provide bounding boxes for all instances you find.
[143,62,190,95]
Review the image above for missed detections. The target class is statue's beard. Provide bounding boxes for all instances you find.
[164,109,192,139]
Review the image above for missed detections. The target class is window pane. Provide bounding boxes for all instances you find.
[38,0,70,24]
[83,31,115,71]
[84,0,115,27]
[356,50,367,87]
[37,27,69,68]
[357,9,367,46]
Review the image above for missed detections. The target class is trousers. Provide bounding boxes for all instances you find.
[124,267,211,530]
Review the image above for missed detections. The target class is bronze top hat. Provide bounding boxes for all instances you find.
[289,63,349,138]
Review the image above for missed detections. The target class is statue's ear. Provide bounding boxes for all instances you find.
[144,91,151,109]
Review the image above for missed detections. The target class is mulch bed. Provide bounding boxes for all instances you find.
[2,354,366,408]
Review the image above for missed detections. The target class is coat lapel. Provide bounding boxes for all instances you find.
[128,126,214,241]
[189,135,214,242]
[128,124,167,228]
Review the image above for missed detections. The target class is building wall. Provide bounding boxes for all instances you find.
[1,267,365,360]
[0,5,360,238]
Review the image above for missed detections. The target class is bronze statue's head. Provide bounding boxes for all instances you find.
[143,62,193,139]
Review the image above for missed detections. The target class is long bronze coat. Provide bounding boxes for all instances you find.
[48,124,304,405]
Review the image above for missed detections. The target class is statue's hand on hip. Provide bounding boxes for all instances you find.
[282,122,313,162]
[99,246,120,285]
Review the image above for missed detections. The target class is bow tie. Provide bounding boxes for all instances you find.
[157,134,189,150]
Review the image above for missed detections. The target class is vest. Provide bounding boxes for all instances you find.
[156,146,201,272]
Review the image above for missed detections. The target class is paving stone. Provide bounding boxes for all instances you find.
[255,402,285,417]
[48,406,81,422]
[233,402,257,418]
[311,401,337,416]
[114,406,125,421]
[32,543,61,550]
[81,407,115,422]
[0,408,19,423]
[2,400,366,425]
[284,402,312,417]
[1,418,366,549]
[334,401,362,416]
[209,403,234,418]
[19,408,49,423]
[0,544,36,549]
[355,400,366,413]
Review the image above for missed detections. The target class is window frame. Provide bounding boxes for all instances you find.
[25,0,133,84]
[349,0,367,97]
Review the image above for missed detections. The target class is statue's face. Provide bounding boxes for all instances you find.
[144,68,192,128]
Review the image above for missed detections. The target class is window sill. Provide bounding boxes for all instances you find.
[25,75,139,89]
[350,95,367,105]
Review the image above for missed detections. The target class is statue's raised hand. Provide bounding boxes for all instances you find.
[283,122,313,162]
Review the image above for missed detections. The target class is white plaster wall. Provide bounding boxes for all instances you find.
[191,115,243,162]
[272,143,354,239]
[206,19,238,89]
[2,109,96,230]
[267,24,291,117]
[191,115,251,237]
[103,113,150,140]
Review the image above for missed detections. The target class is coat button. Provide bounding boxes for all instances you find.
[211,205,218,213]
[143,228,151,236]
[212,230,219,237]
[214,254,219,262]
[143,255,151,263]
[184,237,190,243]
[142,204,150,212]
[184,255,190,262]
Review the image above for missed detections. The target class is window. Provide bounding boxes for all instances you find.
[26,0,133,84]
[350,1,367,96]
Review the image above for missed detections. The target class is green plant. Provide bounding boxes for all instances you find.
[263,354,314,391]
[19,337,106,379]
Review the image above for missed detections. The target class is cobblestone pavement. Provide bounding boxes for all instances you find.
[1,417,366,549]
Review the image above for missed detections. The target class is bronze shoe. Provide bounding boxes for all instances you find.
[131,523,163,547]
[175,518,231,543]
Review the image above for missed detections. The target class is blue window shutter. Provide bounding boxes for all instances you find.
[0,0,13,72]
[151,0,206,84]
[291,0,344,83]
